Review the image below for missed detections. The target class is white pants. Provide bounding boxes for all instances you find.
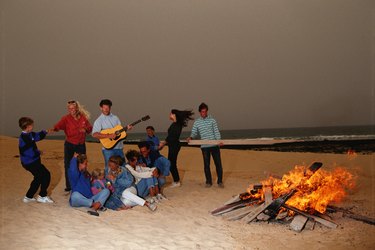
[121,186,146,207]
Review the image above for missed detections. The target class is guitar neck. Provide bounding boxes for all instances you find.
[119,119,142,133]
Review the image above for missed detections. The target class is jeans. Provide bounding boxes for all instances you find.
[70,188,110,208]
[23,159,51,198]
[121,186,146,207]
[136,177,158,198]
[64,141,86,190]
[168,143,181,182]
[201,146,223,184]
[102,148,124,174]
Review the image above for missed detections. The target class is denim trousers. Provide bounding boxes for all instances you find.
[70,188,110,208]
[136,177,158,198]
[201,146,223,184]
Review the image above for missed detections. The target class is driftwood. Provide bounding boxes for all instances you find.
[283,204,337,229]
[226,205,258,221]
[289,215,309,232]
[327,205,375,226]
[188,139,302,146]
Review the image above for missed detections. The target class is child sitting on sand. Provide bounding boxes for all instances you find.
[18,117,54,203]
[91,168,113,194]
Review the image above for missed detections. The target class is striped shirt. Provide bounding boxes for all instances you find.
[190,115,221,148]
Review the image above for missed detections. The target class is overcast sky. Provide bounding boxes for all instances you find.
[1,0,374,136]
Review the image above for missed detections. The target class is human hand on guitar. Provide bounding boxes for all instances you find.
[126,124,133,131]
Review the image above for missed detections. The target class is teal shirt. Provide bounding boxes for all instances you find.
[190,115,221,148]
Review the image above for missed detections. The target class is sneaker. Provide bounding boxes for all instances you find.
[170,182,181,188]
[156,193,168,201]
[147,197,157,204]
[205,183,212,188]
[23,196,36,203]
[36,195,54,203]
[147,202,157,212]
[218,183,224,188]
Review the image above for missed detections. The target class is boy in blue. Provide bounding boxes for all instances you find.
[18,117,54,203]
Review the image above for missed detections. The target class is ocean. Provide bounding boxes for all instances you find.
[46,125,375,143]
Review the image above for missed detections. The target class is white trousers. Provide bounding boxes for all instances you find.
[121,186,146,207]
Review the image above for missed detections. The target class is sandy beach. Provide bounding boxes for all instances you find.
[1,135,374,249]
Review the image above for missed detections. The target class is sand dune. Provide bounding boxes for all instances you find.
[0,135,374,249]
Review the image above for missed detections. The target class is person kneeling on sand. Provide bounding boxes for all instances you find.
[69,153,110,215]
[104,155,157,212]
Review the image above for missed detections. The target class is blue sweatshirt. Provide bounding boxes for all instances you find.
[68,157,93,201]
[18,130,47,166]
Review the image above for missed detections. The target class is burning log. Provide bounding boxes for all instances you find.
[211,161,358,232]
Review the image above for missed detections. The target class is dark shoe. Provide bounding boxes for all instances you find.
[64,188,71,192]
[87,210,99,216]
[218,183,224,188]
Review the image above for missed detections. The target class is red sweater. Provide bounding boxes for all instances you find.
[53,114,93,145]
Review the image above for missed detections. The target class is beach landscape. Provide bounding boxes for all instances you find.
[1,135,374,249]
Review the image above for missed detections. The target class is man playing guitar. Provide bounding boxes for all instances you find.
[92,99,132,174]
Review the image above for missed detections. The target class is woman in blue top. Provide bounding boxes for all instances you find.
[68,153,110,213]
[159,109,194,188]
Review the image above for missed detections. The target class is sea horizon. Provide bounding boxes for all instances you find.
[38,124,375,143]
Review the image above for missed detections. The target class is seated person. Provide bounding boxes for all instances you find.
[68,153,110,215]
[91,168,113,195]
[137,141,171,189]
[125,149,165,201]
[105,155,156,212]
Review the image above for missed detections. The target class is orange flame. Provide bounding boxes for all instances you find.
[347,149,358,160]
[247,165,356,214]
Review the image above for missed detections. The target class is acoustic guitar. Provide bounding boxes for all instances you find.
[99,115,150,149]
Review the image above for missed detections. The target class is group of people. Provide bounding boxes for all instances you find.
[18,99,224,215]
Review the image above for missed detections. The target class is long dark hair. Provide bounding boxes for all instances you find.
[171,109,194,127]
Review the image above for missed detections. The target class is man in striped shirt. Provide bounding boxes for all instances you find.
[187,103,224,188]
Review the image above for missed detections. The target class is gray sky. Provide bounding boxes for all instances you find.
[1,0,374,136]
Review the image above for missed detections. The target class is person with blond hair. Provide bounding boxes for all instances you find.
[51,100,93,192]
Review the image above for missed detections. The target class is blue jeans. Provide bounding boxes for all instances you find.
[70,189,110,208]
[102,149,124,174]
[136,177,158,198]
[201,146,223,184]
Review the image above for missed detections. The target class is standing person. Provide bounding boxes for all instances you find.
[51,100,92,192]
[187,103,224,188]
[18,117,54,203]
[145,126,160,153]
[69,153,110,216]
[92,99,132,174]
[159,109,194,188]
